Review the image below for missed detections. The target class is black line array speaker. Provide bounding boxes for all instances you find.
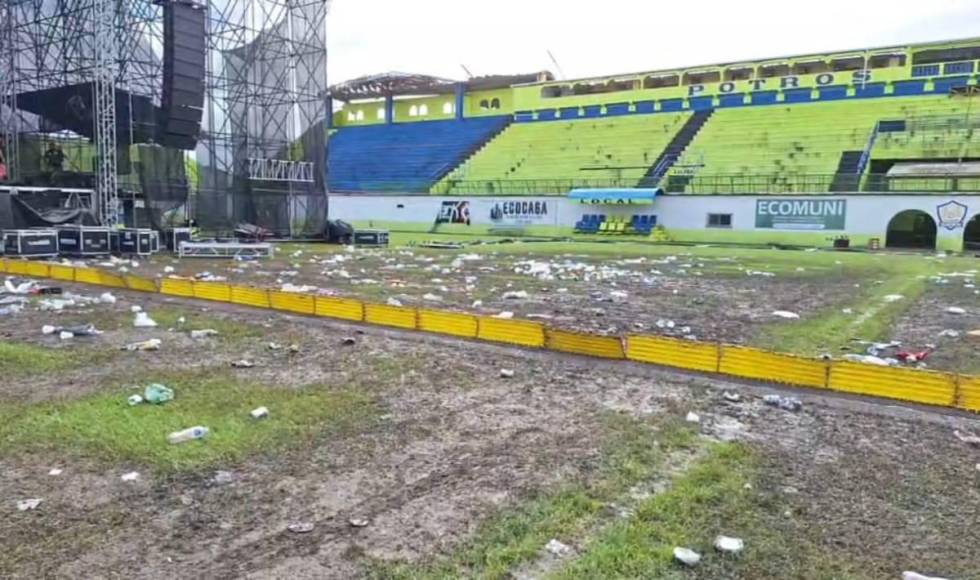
[160,0,206,150]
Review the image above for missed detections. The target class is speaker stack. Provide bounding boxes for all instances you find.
[159,0,206,150]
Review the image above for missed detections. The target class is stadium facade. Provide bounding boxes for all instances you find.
[326,37,980,251]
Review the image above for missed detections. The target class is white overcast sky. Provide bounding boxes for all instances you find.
[327,0,980,85]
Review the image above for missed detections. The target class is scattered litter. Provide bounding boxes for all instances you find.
[190,329,219,339]
[842,308,853,314]
[422,293,443,302]
[4,279,37,294]
[608,290,629,303]
[349,517,370,528]
[123,338,162,352]
[953,429,980,447]
[288,522,315,534]
[673,546,701,566]
[471,300,483,308]
[946,307,966,315]
[938,329,960,338]
[231,359,255,368]
[133,312,158,327]
[902,572,950,580]
[499,369,515,379]
[386,297,403,307]
[495,311,514,319]
[772,310,800,320]
[250,407,269,420]
[268,342,282,350]
[685,411,701,424]
[144,383,174,404]
[163,266,175,274]
[121,472,140,482]
[59,331,74,340]
[130,305,143,313]
[895,349,931,364]
[48,468,62,476]
[280,283,317,293]
[99,292,117,305]
[16,498,42,511]
[969,329,980,340]
[212,471,235,486]
[763,394,802,412]
[713,535,744,554]
[883,294,904,303]
[722,391,741,403]
[545,539,572,557]
[341,336,357,345]
[167,426,209,445]
[127,395,144,406]
[843,354,894,366]
[502,290,529,300]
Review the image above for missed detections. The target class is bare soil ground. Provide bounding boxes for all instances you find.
[2,283,979,579]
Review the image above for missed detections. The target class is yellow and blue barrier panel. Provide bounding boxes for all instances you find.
[1,257,977,414]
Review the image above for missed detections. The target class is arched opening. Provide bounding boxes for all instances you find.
[490,98,501,109]
[479,99,489,110]
[355,110,365,121]
[886,210,937,250]
[418,104,428,116]
[376,108,386,120]
[442,102,454,115]
[964,214,980,251]
[408,105,418,117]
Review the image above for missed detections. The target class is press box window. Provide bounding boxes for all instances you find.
[707,213,732,228]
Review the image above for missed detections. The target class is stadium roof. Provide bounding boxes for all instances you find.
[330,71,553,101]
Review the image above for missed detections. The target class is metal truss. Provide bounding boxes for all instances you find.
[248,157,315,182]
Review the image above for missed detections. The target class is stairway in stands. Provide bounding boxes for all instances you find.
[829,150,864,192]
[638,109,714,188]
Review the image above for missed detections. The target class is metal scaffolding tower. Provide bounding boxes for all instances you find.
[92,0,119,225]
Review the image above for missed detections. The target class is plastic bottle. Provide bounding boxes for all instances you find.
[167,426,209,445]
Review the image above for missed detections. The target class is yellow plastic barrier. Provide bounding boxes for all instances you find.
[546,329,624,359]
[5,259,29,275]
[418,309,478,338]
[315,296,365,322]
[26,262,51,278]
[193,281,232,303]
[73,267,103,286]
[828,362,956,407]
[477,317,545,348]
[364,303,417,329]
[230,286,271,309]
[124,275,158,293]
[956,376,980,412]
[0,258,7,272]
[720,345,829,389]
[269,290,315,315]
[49,264,76,282]
[627,334,720,373]
[160,278,196,298]
[98,271,127,289]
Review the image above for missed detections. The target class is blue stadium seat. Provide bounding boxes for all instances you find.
[326,116,511,192]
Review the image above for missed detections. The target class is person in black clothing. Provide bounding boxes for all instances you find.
[44,141,66,173]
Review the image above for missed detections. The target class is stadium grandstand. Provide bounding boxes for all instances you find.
[326,37,980,252]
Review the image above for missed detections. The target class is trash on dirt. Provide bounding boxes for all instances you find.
[422,293,443,302]
[503,290,529,300]
[16,498,42,511]
[130,305,143,313]
[133,312,158,328]
[843,353,895,366]
[471,300,483,308]
[349,517,370,528]
[288,344,300,354]
[144,383,174,404]
[609,290,629,303]
[499,369,515,379]
[685,411,701,424]
[121,472,140,482]
[59,331,74,340]
[190,329,219,339]
[281,283,317,293]
[287,522,315,534]
[0,304,24,316]
[722,391,741,403]
[902,572,950,580]
[953,429,980,447]
[938,329,960,338]
[167,426,209,445]
[4,279,37,295]
[673,547,701,566]
[163,266,175,274]
[946,307,966,315]
[545,538,572,557]
[212,471,235,486]
[231,359,255,368]
[895,349,931,364]
[99,292,117,305]
[123,338,162,352]
[341,336,357,345]
[268,342,282,350]
[656,319,676,329]
[386,297,403,307]
[250,407,269,420]
[764,394,802,412]
[48,468,62,476]
[969,329,980,340]
[772,310,800,320]
[714,535,744,554]
[883,294,905,303]
[495,311,514,319]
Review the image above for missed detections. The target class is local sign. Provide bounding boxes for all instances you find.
[755,199,846,230]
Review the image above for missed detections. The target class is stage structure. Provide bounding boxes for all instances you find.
[0,0,329,237]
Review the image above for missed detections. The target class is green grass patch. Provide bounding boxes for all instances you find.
[369,413,700,580]
[0,373,376,472]
[151,308,263,342]
[0,341,95,379]
[551,443,870,580]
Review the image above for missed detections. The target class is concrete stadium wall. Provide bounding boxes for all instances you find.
[329,193,980,251]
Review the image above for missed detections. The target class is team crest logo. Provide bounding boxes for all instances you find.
[936,201,968,231]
